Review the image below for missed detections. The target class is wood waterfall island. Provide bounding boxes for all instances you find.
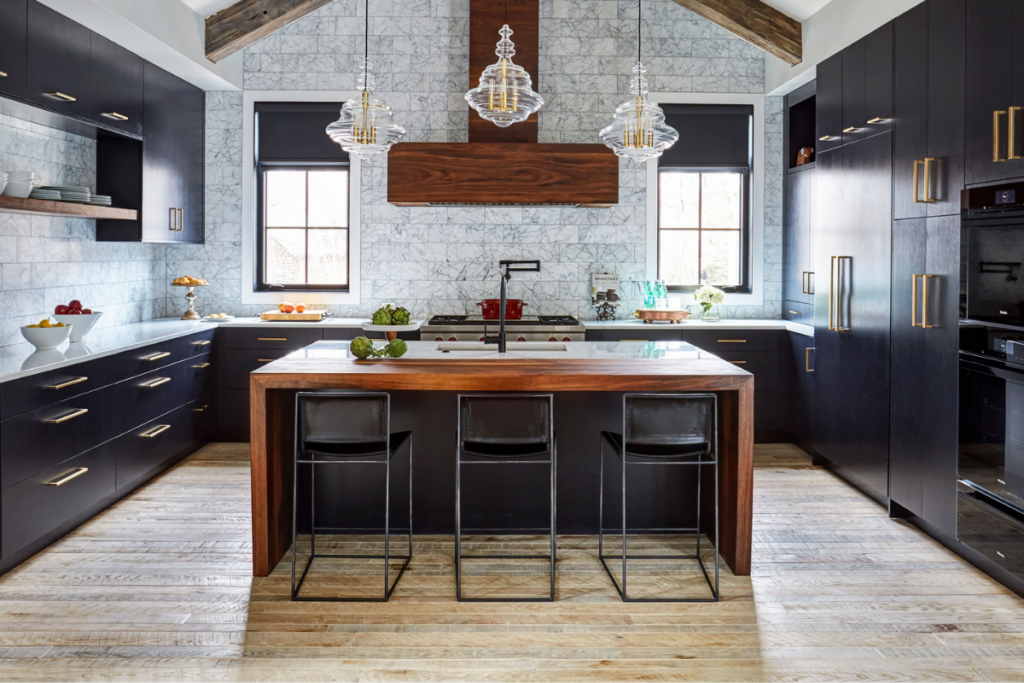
[249,341,755,577]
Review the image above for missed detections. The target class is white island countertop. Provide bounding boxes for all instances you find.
[582,318,814,336]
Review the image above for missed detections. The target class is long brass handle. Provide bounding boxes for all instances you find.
[142,377,171,388]
[802,271,808,294]
[839,256,852,332]
[923,158,935,202]
[923,274,936,329]
[193,340,211,347]
[144,352,171,361]
[995,111,1008,162]
[44,408,88,424]
[47,376,88,390]
[843,126,858,133]
[101,112,129,121]
[912,274,923,328]
[806,347,815,373]
[47,91,76,102]
[1011,107,1022,160]
[45,467,88,487]
[257,358,277,363]
[258,337,288,341]
[169,208,176,232]
[717,340,747,343]
[832,256,852,332]
[914,160,923,203]
[177,208,183,231]
[829,256,837,331]
[141,424,171,438]
[867,117,885,124]
[730,360,747,365]
[192,362,211,369]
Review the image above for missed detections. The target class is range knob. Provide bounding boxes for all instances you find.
[549,337,558,342]
[448,336,458,342]
[517,336,527,342]
[479,336,486,342]
[434,336,444,342]
[562,337,572,342]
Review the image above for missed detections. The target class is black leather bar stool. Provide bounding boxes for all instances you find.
[599,393,719,602]
[291,391,412,602]
[456,393,556,602]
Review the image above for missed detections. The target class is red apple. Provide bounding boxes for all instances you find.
[68,300,83,311]
[81,309,92,314]
[54,305,70,315]
[67,309,82,315]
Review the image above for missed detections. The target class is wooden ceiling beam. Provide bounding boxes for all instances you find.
[672,0,802,66]
[205,0,333,63]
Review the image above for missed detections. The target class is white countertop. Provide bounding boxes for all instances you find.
[205,316,387,329]
[583,318,815,337]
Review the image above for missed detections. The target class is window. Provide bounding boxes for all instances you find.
[257,165,350,291]
[657,104,753,293]
[658,170,749,291]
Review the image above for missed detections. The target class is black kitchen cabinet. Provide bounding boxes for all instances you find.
[816,53,843,153]
[783,165,815,309]
[966,0,1024,186]
[889,216,959,537]
[0,0,28,100]
[787,332,815,455]
[864,22,894,138]
[841,38,866,146]
[894,0,966,219]
[89,33,143,137]
[813,135,893,504]
[25,0,91,118]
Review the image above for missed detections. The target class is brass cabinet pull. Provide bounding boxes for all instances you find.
[923,274,935,329]
[141,424,171,438]
[47,91,76,101]
[717,340,747,343]
[0,71,8,78]
[913,160,935,203]
[45,467,88,487]
[193,406,207,412]
[44,408,88,424]
[912,274,923,328]
[806,347,815,373]
[831,256,852,332]
[101,112,129,121]
[802,271,808,294]
[169,208,177,231]
[995,111,1008,162]
[1012,107,1022,160]
[192,362,211,369]
[730,360,747,365]
[788,310,802,316]
[142,377,172,388]
[258,337,288,341]
[923,158,935,202]
[193,340,211,346]
[144,351,171,361]
[819,135,836,142]
[257,358,276,362]
[867,117,885,124]
[47,376,88,390]
[177,208,184,231]
[843,126,858,133]
[829,256,836,330]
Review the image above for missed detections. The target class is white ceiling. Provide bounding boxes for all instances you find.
[182,0,831,21]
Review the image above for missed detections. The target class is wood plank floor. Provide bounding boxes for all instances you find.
[0,443,1022,681]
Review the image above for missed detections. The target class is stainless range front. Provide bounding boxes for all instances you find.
[421,315,585,343]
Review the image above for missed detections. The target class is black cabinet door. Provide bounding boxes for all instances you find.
[927,0,966,217]
[142,62,184,243]
[893,2,929,220]
[841,38,867,146]
[25,1,91,117]
[89,33,143,137]
[177,83,205,244]
[864,22,893,138]
[817,53,843,153]
[0,0,28,99]
[787,332,815,455]
[783,166,814,306]
[966,0,1021,186]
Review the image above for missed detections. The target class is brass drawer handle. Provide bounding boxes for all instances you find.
[193,340,211,347]
[843,126,858,133]
[0,71,8,78]
[193,406,207,412]
[806,347,815,373]
[142,377,172,388]
[717,340,747,343]
[258,337,288,341]
[47,91,76,102]
[867,117,885,124]
[144,351,171,361]
[995,110,1008,162]
[47,376,88,390]
[730,360,747,365]
[101,112,129,121]
[45,467,88,487]
[257,358,276,362]
[788,310,802,316]
[141,424,171,438]
[44,408,88,424]
[192,362,211,369]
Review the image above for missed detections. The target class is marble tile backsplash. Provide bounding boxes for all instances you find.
[0,115,167,349]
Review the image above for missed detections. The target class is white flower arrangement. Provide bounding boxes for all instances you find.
[694,285,725,315]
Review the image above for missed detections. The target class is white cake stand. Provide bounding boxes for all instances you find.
[361,322,421,341]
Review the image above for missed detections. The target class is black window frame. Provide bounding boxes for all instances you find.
[657,168,752,294]
[255,162,352,293]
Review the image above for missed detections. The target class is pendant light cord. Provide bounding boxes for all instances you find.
[364,0,369,65]
[505,0,508,26]
[637,0,642,65]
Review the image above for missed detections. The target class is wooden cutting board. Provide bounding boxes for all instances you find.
[260,310,324,322]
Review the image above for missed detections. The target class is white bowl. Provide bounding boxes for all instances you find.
[20,324,72,350]
[0,172,7,196]
[7,170,34,179]
[3,181,33,199]
[54,312,101,342]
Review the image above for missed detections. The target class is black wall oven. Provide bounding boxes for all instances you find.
[962,181,1024,326]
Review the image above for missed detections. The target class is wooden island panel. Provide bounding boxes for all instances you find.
[250,356,754,577]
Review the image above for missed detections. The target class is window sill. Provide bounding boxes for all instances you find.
[241,289,361,306]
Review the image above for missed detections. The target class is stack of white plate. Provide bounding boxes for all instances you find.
[29,188,61,201]
[89,195,112,206]
[40,186,92,204]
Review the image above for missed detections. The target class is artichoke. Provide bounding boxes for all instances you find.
[386,338,408,358]
[350,336,376,359]
[371,305,393,325]
[392,307,411,325]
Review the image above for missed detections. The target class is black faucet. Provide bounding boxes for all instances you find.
[484,260,540,354]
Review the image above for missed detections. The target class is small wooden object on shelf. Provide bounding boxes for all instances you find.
[171,283,207,321]
[0,195,137,220]
[260,311,325,322]
[632,309,692,324]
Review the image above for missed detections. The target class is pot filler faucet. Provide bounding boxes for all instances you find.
[484,260,541,353]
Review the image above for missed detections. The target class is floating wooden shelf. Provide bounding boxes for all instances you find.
[0,195,137,221]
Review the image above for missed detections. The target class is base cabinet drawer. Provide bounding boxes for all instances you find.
[0,355,116,420]
[187,330,215,356]
[120,336,188,379]
[683,330,781,352]
[116,404,196,490]
[222,350,290,389]
[783,301,815,324]
[714,351,780,391]
[218,389,250,438]
[1,446,116,559]
[584,329,685,342]
[187,353,213,402]
[218,328,322,350]
[114,361,186,434]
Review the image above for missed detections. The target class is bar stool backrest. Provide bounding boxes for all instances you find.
[459,394,552,458]
[623,394,716,459]
[299,392,388,456]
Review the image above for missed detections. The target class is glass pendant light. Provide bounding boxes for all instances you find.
[599,0,678,162]
[326,0,406,158]
[464,0,543,128]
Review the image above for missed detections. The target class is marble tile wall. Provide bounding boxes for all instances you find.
[0,115,167,350]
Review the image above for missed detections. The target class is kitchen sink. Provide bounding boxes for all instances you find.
[437,342,569,352]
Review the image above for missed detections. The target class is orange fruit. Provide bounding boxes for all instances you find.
[295,303,306,313]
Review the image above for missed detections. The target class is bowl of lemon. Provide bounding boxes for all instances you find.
[21,318,72,350]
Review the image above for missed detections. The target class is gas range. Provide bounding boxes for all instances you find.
[421,315,585,343]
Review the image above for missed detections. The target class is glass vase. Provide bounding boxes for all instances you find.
[702,305,720,322]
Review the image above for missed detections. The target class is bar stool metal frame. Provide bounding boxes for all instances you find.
[291,391,413,602]
[456,393,557,602]
[598,392,719,603]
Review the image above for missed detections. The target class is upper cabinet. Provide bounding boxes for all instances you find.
[26,0,91,118]
[864,23,894,138]
[0,0,28,100]
[841,38,866,146]
[89,34,143,137]
[816,53,843,153]
[966,0,1024,186]
[894,0,966,219]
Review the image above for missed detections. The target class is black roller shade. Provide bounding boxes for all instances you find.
[659,104,753,172]
[255,102,348,163]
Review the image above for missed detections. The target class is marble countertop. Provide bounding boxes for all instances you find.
[204,316,400,329]
[583,318,815,336]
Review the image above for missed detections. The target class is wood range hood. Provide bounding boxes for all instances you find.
[387,0,619,208]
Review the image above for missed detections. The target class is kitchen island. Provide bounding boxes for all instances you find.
[250,340,754,577]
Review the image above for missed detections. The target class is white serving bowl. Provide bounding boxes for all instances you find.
[3,180,33,198]
[20,324,72,350]
[54,311,102,342]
